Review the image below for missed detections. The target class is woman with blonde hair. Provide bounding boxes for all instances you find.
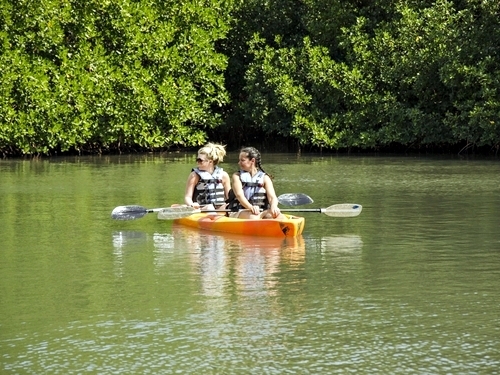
[183,143,231,210]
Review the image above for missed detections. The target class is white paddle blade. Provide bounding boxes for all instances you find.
[323,204,362,217]
[157,206,198,220]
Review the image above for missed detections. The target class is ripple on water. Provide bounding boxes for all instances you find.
[2,296,500,374]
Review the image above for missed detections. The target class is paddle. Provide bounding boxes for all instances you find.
[156,203,362,220]
[111,193,313,221]
[276,204,362,217]
[111,205,170,221]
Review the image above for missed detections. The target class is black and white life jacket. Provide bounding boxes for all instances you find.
[227,170,269,210]
[192,167,225,206]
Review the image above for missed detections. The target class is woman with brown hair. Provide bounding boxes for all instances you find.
[227,147,284,219]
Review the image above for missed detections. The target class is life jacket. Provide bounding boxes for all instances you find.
[192,167,225,206]
[227,170,269,211]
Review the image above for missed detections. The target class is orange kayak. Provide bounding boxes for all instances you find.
[173,213,305,237]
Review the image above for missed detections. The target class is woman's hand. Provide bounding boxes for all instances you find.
[250,205,260,215]
[270,206,281,218]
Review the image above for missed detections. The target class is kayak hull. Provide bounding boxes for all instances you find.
[173,213,305,237]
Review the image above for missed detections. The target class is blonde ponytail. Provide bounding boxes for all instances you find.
[199,143,227,165]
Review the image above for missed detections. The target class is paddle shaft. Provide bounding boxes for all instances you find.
[157,203,362,219]
[198,208,325,213]
[111,193,314,220]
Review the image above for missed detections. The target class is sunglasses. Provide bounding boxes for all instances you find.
[196,158,209,163]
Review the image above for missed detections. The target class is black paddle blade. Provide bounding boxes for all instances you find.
[278,193,314,206]
[111,205,148,220]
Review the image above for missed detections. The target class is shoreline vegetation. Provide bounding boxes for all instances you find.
[1,0,499,158]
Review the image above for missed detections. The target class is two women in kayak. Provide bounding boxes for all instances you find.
[183,144,284,219]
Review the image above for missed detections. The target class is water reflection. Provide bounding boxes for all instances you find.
[111,229,363,292]
[111,227,307,301]
[168,226,306,299]
[110,227,365,325]
[319,234,363,254]
[111,226,309,325]
[111,231,149,277]
[112,230,148,249]
[306,234,364,273]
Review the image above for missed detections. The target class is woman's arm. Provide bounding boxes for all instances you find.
[184,171,200,207]
[231,173,260,215]
[222,171,231,200]
[263,175,282,218]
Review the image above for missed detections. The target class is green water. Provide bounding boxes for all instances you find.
[1,154,499,373]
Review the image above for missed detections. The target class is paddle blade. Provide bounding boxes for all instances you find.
[157,206,197,220]
[111,205,148,220]
[323,204,362,217]
[278,193,314,206]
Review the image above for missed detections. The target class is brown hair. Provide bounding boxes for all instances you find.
[240,146,273,179]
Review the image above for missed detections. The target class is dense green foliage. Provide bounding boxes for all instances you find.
[0,0,231,155]
[1,0,499,155]
[224,0,500,152]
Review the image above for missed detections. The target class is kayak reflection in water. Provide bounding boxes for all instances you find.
[226,146,285,220]
[182,143,231,211]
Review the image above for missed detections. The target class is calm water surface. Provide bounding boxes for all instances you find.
[1,153,499,374]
